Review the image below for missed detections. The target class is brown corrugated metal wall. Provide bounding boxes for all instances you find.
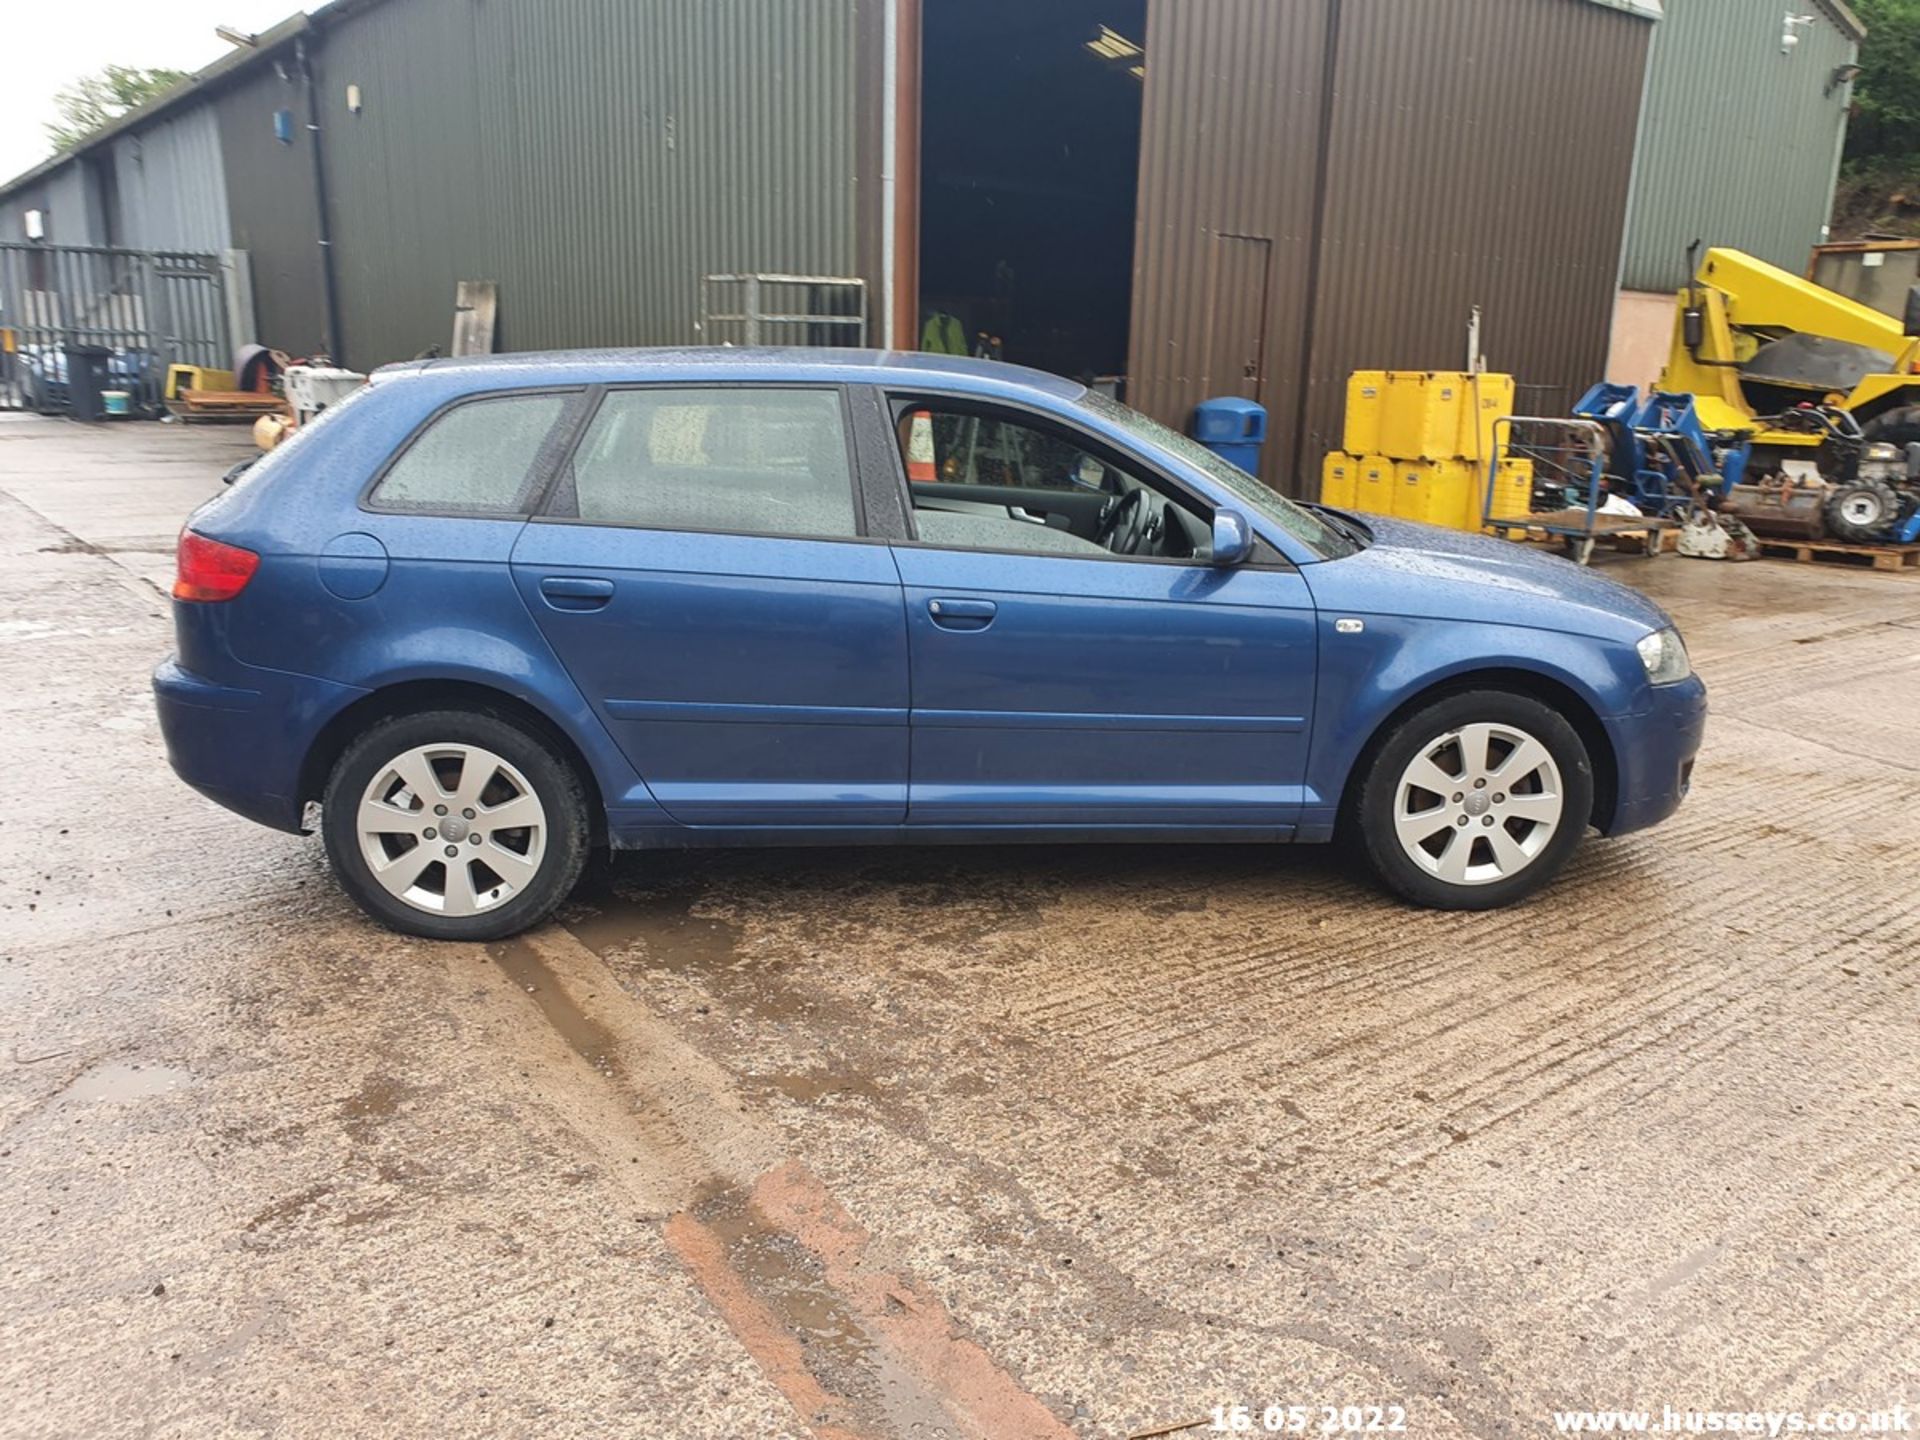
[1128,0,1653,495]
[1126,0,1331,478]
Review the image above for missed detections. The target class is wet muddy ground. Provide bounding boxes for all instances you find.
[1,413,1916,1438]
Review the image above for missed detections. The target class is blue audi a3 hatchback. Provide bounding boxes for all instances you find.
[154,349,1704,940]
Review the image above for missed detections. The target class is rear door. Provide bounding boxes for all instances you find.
[510,384,908,827]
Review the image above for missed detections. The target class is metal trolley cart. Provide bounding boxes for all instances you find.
[1484,415,1680,565]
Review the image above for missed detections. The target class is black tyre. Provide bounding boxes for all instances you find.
[321,709,591,940]
[1823,477,1899,544]
[1861,404,1920,450]
[1350,689,1594,911]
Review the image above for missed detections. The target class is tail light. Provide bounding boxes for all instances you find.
[173,529,260,602]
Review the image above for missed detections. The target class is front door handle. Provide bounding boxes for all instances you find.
[539,575,615,611]
[927,597,997,631]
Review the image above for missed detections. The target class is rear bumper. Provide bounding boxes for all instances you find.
[153,657,364,833]
[1602,675,1707,836]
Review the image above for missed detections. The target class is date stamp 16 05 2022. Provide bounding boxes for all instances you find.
[1208,1403,1410,1434]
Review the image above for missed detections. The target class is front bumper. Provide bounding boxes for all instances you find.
[1602,674,1707,836]
[153,657,365,833]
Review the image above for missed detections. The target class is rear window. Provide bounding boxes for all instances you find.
[371,392,569,514]
[555,388,857,539]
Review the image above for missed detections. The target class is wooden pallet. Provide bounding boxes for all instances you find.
[1512,518,1680,556]
[1756,538,1920,573]
[165,388,290,424]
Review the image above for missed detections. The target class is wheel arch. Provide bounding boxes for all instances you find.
[1334,666,1619,836]
[299,678,609,844]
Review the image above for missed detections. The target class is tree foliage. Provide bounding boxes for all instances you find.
[44,65,190,153]
[1844,0,1920,168]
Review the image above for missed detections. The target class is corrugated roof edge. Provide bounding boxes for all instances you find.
[0,0,414,203]
[1591,0,1861,37]
[0,11,311,200]
[1816,0,1867,41]
[1579,0,1664,20]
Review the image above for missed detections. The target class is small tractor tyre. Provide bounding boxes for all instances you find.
[1824,477,1900,545]
[1860,405,1920,450]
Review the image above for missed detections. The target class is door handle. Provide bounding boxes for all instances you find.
[539,575,615,611]
[927,597,996,631]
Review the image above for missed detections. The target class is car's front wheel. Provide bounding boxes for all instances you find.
[1353,689,1594,910]
[322,709,590,940]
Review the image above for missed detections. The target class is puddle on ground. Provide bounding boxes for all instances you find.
[702,1185,874,1365]
[560,886,833,1030]
[764,1071,885,1105]
[54,1061,193,1106]
[687,1182,960,1437]
[245,1182,335,1232]
[339,1073,410,1143]
[564,887,742,970]
[489,938,623,1078]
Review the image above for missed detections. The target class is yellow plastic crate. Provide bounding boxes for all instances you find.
[1354,454,1395,515]
[1381,371,1468,461]
[1320,451,1359,509]
[1457,372,1515,461]
[1343,371,1387,456]
[164,364,237,401]
[1487,457,1534,527]
[1393,458,1480,530]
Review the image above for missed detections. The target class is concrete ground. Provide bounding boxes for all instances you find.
[0,411,1915,1440]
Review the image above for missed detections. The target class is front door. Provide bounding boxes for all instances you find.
[511,385,907,827]
[881,397,1318,828]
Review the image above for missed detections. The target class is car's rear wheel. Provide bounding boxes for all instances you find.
[322,709,590,940]
[1352,689,1593,910]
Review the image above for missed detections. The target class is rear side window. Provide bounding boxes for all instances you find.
[371,392,569,514]
[556,388,857,539]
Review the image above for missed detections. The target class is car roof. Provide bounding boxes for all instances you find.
[378,347,1089,403]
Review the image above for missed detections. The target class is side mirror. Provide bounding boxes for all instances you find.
[1903,284,1920,339]
[1211,508,1253,566]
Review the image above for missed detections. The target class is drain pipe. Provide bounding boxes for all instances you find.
[296,35,345,366]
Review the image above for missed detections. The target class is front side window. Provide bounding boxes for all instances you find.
[1079,392,1362,559]
[371,392,570,514]
[893,401,1212,561]
[558,388,857,539]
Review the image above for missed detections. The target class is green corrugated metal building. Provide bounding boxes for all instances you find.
[1620,0,1864,294]
[19,0,1831,467]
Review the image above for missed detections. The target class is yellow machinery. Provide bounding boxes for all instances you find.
[1657,245,1920,543]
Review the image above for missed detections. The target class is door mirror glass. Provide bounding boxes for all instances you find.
[1903,284,1920,338]
[1211,508,1253,566]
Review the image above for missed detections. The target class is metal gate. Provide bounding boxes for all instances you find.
[0,243,230,415]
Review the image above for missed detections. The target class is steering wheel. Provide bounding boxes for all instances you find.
[1096,487,1151,554]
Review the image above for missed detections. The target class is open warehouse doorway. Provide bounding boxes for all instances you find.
[915,0,1146,388]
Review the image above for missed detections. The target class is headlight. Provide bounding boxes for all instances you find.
[1636,627,1692,685]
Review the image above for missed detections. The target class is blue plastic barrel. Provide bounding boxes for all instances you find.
[1190,396,1267,473]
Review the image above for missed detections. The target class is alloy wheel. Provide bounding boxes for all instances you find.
[1392,722,1565,886]
[355,742,548,916]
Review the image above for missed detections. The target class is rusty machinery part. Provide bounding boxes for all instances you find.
[1722,470,1830,540]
